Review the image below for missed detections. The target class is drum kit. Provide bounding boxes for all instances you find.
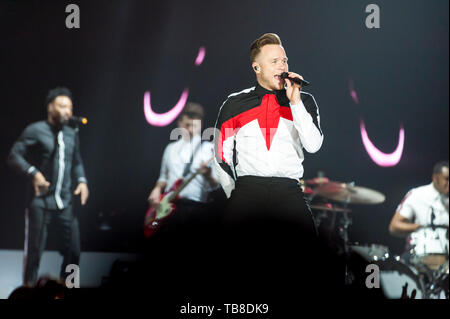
[301,175,449,299]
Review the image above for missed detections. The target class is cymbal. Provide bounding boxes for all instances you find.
[315,182,386,205]
[310,203,352,213]
[305,177,330,185]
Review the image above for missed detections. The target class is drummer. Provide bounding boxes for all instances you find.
[389,161,449,262]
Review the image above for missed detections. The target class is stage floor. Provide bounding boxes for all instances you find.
[0,249,141,299]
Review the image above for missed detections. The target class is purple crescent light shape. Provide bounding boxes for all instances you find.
[143,47,206,127]
[360,119,405,167]
[143,88,189,127]
[350,77,405,167]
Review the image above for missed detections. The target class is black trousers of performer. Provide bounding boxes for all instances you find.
[224,175,317,235]
[24,201,80,285]
[216,176,341,299]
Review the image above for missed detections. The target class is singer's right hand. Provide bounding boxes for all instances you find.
[285,71,303,105]
[33,172,50,196]
[148,187,161,208]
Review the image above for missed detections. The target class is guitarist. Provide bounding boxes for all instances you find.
[147,102,219,232]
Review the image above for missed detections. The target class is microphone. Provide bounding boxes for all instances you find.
[280,72,310,87]
[69,116,88,126]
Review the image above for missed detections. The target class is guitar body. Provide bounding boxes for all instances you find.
[144,179,182,238]
[143,157,214,238]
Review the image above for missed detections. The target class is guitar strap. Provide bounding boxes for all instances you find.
[182,140,204,177]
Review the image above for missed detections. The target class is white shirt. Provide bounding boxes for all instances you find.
[398,183,449,226]
[157,135,217,203]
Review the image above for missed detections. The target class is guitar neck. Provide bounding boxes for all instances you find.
[167,172,200,202]
[166,157,214,202]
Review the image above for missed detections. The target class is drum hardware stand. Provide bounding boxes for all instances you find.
[423,278,443,299]
[340,182,355,257]
[325,211,337,244]
[309,178,386,286]
[329,211,337,233]
[337,197,353,285]
[422,265,448,299]
[339,183,357,285]
[314,210,328,228]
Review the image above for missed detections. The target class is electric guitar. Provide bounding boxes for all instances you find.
[144,158,214,238]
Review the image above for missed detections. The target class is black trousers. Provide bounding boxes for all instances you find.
[24,201,80,285]
[212,176,347,299]
[224,175,317,236]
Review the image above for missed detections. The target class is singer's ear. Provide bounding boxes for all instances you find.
[252,63,260,73]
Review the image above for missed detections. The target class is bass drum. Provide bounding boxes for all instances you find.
[375,258,425,299]
[409,226,449,271]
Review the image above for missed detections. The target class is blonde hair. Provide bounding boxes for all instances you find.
[250,33,282,62]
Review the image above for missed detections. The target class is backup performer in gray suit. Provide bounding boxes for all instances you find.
[8,87,89,285]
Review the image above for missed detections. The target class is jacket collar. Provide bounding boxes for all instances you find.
[46,120,64,132]
[254,82,283,95]
[254,82,290,105]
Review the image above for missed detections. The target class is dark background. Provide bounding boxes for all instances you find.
[0,0,448,255]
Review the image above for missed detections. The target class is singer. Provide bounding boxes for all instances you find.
[7,86,89,285]
[213,32,323,235]
[211,33,326,297]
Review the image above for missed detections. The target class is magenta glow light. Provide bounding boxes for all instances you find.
[195,47,206,66]
[143,88,189,127]
[349,79,359,104]
[360,119,405,167]
[143,47,205,127]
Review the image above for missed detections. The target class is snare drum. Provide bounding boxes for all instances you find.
[409,226,449,270]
